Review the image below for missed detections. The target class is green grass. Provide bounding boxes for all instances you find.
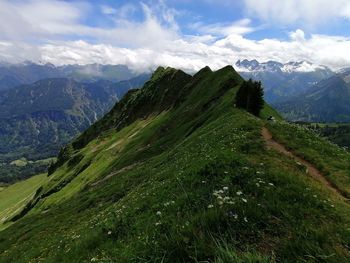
[267,121,350,197]
[0,173,48,230]
[0,67,349,262]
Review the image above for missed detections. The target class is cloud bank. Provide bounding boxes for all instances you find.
[0,0,350,73]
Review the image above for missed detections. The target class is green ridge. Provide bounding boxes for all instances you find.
[0,66,349,262]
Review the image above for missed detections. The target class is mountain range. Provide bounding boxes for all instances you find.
[0,62,142,91]
[0,66,349,262]
[274,69,350,122]
[236,59,334,102]
[0,75,149,183]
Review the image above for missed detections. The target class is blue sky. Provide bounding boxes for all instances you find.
[0,0,350,72]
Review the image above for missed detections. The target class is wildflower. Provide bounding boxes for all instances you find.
[224,171,228,174]
[268,183,274,186]
[155,222,161,226]
[107,231,112,235]
[223,186,229,191]
[242,198,247,203]
[236,191,243,196]
[91,258,97,262]
[244,217,248,222]
[156,211,162,216]
[233,214,238,219]
[202,180,206,184]
[208,204,214,209]
[218,201,224,206]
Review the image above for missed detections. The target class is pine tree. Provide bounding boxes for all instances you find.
[235,79,264,116]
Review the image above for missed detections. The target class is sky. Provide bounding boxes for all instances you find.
[1,0,350,72]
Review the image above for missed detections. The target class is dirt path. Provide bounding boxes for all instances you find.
[262,127,350,202]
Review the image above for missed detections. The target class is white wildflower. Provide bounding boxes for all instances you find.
[208,204,214,209]
[156,211,162,216]
[236,191,243,196]
[242,198,247,203]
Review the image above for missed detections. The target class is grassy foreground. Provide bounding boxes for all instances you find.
[0,66,349,262]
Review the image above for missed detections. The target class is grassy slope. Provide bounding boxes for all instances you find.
[0,173,48,230]
[0,67,349,262]
[267,121,350,197]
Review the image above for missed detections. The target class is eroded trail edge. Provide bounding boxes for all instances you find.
[262,127,350,203]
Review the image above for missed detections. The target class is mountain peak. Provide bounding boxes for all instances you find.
[235,59,330,73]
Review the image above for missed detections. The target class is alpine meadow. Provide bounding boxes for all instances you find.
[1,1,350,262]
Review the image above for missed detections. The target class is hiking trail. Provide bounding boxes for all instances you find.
[262,127,350,203]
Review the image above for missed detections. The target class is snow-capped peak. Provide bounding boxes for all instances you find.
[235,59,329,73]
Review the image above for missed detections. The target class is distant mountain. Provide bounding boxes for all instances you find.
[0,75,149,183]
[274,72,350,122]
[236,59,334,102]
[0,62,143,91]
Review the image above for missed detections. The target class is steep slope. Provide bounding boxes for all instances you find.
[0,76,148,183]
[0,174,48,230]
[0,66,349,262]
[274,75,350,122]
[236,59,334,103]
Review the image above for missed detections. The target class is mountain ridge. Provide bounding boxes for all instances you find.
[0,65,350,262]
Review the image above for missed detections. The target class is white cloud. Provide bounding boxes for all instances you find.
[0,1,350,73]
[0,0,87,41]
[22,29,347,73]
[191,19,255,37]
[244,0,350,26]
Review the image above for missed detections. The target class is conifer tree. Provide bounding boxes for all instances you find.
[235,79,264,116]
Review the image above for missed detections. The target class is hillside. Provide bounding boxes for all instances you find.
[274,73,350,122]
[291,123,350,150]
[236,59,334,103]
[0,75,148,183]
[0,66,349,262]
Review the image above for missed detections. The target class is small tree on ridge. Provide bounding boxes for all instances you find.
[235,79,264,116]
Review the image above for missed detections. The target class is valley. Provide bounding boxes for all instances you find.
[0,74,149,183]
